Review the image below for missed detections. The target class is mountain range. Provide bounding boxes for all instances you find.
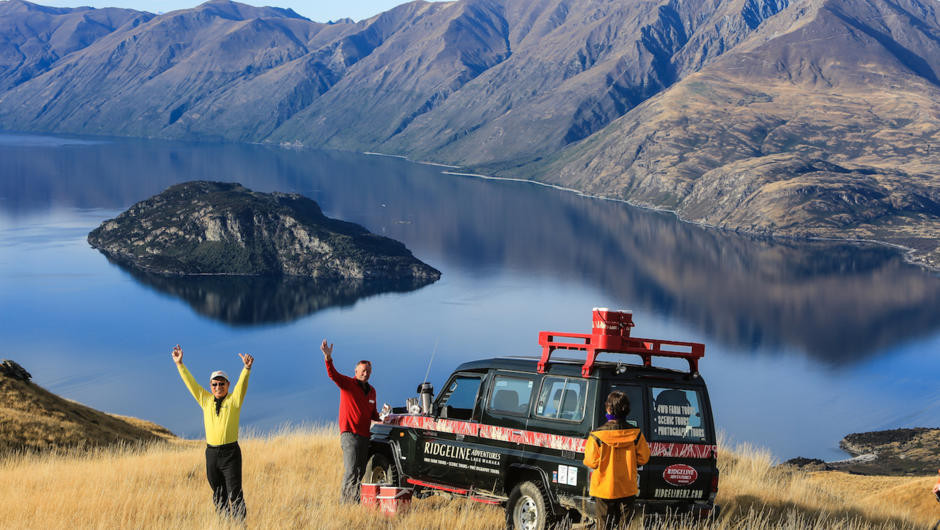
[0,0,937,268]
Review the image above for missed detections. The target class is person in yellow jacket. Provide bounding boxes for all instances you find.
[172,344,253,521]
[583,391,650,529]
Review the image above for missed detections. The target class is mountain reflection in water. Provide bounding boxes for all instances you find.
[117,265,431,326]
[1,135,938,363]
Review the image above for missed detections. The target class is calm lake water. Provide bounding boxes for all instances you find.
[1,133,938,460]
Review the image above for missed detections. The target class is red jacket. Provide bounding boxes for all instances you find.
[325,358,379,437]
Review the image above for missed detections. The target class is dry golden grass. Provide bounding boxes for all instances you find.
[708,440,936,530]
[0,376,174,453]
[0,428,936,530]
[0,425,504,530]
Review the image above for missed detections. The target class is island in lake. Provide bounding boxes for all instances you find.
[87,181,441,284]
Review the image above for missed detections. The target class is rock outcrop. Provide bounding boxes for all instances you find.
[87,181,442,283]
[0,360,32,382]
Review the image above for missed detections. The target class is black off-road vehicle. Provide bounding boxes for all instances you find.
[365,309,718,529]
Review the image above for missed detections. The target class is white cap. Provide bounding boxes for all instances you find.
[210,370,229,382]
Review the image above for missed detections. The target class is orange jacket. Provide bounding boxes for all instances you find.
[583,422,651,499]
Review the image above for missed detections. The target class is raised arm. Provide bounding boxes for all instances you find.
[321,339,355,391]
[230,353,253,406]
[173,345,210,405]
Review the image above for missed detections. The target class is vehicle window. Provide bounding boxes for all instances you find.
[650,387,707,442]
[603,384,644,430]
[438,375,482,420]
[534,377,586,422]
[488,375,534,416]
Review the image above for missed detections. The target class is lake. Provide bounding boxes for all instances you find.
[1,133,938,460]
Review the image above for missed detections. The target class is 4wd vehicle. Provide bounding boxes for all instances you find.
[366,309,718,528]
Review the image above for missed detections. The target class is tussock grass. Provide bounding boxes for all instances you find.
[0,428,936,529]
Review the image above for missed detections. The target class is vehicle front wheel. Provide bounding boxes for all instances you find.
[363,452,399,486]
[506,480,555,530]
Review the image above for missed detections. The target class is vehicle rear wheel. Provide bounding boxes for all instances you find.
[363,453,399,486]
[506,480,555,530]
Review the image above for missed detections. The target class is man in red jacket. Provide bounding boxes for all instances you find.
[321,339,380,503]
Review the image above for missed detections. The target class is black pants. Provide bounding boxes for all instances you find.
[594,495,636,529]
[206,442,246,521]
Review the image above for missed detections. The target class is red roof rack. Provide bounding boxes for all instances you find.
[537,309,704,377]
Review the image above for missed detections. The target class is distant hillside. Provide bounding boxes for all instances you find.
[0,365,175,453]
[0,0,937,268]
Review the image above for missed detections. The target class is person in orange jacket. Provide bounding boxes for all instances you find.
[583,391,651,529]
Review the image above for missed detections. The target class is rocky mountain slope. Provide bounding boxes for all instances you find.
[87,181,442,282]
[0,0,937,268]
[541,0,940,269]
[0,1,151,92]
[0,360,175,453]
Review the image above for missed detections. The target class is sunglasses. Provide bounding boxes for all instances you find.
[211,381,228,387]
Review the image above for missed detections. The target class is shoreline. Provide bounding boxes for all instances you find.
[1,130,934,274]
[361,151,940,275]
[785,427,940,476]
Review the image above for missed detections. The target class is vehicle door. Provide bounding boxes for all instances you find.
[479,371,537,493]
[602,383,649,496]
[415,372,486,488]
[524,375,594,497]
[644,385,716,502]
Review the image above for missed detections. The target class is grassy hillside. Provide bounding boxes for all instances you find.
[0,373,175,453]
[0,428,936,529]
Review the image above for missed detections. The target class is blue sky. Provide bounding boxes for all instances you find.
[32,0,446,23]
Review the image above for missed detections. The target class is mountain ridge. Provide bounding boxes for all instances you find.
[0,0,937,269]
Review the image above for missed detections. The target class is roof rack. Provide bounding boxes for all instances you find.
[537,308,704,377]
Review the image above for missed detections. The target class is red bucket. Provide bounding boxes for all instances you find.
[592,307,617,336]
[377,486,412,516]
[592,308,634,338]
[360,483,381,508]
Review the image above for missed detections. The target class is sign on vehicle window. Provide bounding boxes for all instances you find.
[650,387,707,442]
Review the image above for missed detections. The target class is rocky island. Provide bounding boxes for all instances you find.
[87,181,441,283]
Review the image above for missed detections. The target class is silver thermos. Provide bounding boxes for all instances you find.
[417,382,434,414]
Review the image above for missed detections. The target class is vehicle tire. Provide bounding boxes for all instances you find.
[363,452,399,486]
[506,480,556,530]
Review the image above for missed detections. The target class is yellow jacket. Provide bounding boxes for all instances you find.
[177,364,250,446]
[583,421,650,499]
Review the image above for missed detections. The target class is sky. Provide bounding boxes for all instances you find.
[29,0,446,23]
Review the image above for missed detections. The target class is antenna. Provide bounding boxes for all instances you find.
[422,338,439,384]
